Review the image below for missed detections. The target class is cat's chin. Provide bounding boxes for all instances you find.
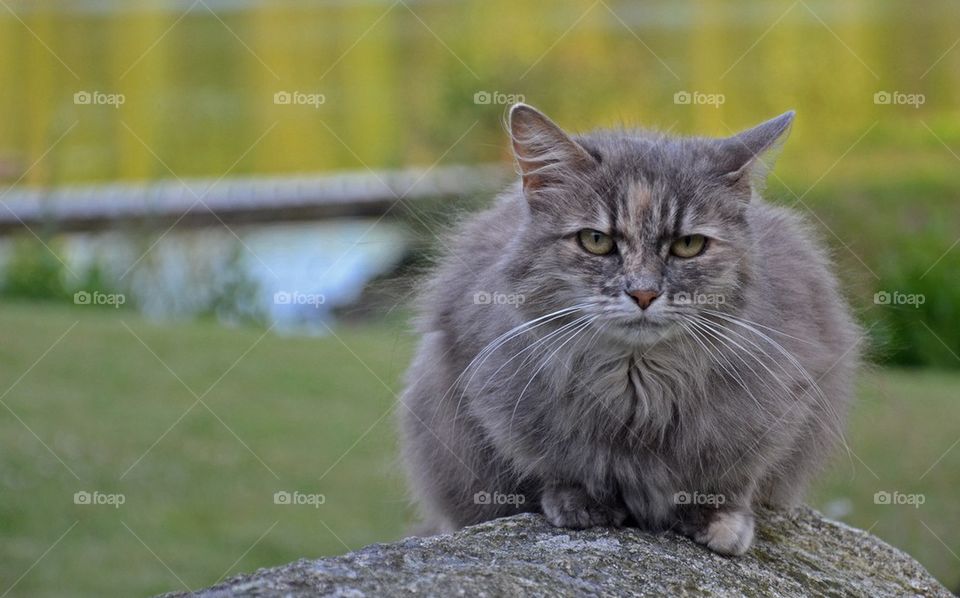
[605,319,679,348]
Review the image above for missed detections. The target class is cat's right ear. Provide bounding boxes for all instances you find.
[509,103,597,196]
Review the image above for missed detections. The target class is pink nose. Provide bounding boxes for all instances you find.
[628,289,659,310]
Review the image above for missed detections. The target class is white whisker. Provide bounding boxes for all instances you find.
[507,316,598,443]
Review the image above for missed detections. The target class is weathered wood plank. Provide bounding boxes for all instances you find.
[0,164,510,234]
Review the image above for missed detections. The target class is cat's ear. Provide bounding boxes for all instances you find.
[720,111,795,195]
[509,103,597,195]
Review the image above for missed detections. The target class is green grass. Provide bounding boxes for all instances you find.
[0,302,415,597]
[0,303,958,596]
[812,366,960,590]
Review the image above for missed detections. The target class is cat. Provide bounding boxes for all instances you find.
[399,103,860,555]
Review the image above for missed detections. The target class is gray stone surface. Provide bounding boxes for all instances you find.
[170,507,950,597]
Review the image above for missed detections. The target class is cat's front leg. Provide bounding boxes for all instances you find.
[678,504,755,556]
[540,484,627,529]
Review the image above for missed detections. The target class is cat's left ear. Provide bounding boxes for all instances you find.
[720,111,795,195]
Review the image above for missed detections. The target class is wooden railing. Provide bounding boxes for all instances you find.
[0,164,511,233]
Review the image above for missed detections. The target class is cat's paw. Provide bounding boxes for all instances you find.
[693,509,755,556]
[541,486,627,529]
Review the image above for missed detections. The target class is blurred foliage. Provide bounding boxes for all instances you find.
[1,235,70,301]
[872,240,960,369]
[797,176,960,368]
[0,233,266,323]
[199,243,268,327]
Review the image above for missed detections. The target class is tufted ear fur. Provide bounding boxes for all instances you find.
[720,111,795,197]
[509,103,598,198]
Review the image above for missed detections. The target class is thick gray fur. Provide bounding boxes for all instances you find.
[400,104,860,555]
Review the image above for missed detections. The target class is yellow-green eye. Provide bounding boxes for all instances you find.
[670,234,707,258]
[577,229,615,255]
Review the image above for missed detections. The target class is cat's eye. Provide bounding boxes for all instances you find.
[577,229,615,255]
[670,234,707,258]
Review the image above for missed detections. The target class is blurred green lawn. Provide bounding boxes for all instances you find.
[0,302,415,597]
[1,302,958,596]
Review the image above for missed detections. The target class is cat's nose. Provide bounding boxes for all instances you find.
[627,289,660,310]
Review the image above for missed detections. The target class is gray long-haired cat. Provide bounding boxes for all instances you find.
[400,103,859,555]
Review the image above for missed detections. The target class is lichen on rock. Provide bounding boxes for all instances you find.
[168,507,950,597]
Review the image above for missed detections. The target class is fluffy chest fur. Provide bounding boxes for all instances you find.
[468,339,709,477]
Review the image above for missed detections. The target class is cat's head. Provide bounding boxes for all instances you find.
[504,103,794,347]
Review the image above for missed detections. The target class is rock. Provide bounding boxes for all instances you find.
[169,507,950,597]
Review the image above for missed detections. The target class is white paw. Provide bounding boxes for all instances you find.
[694,510,755,556]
